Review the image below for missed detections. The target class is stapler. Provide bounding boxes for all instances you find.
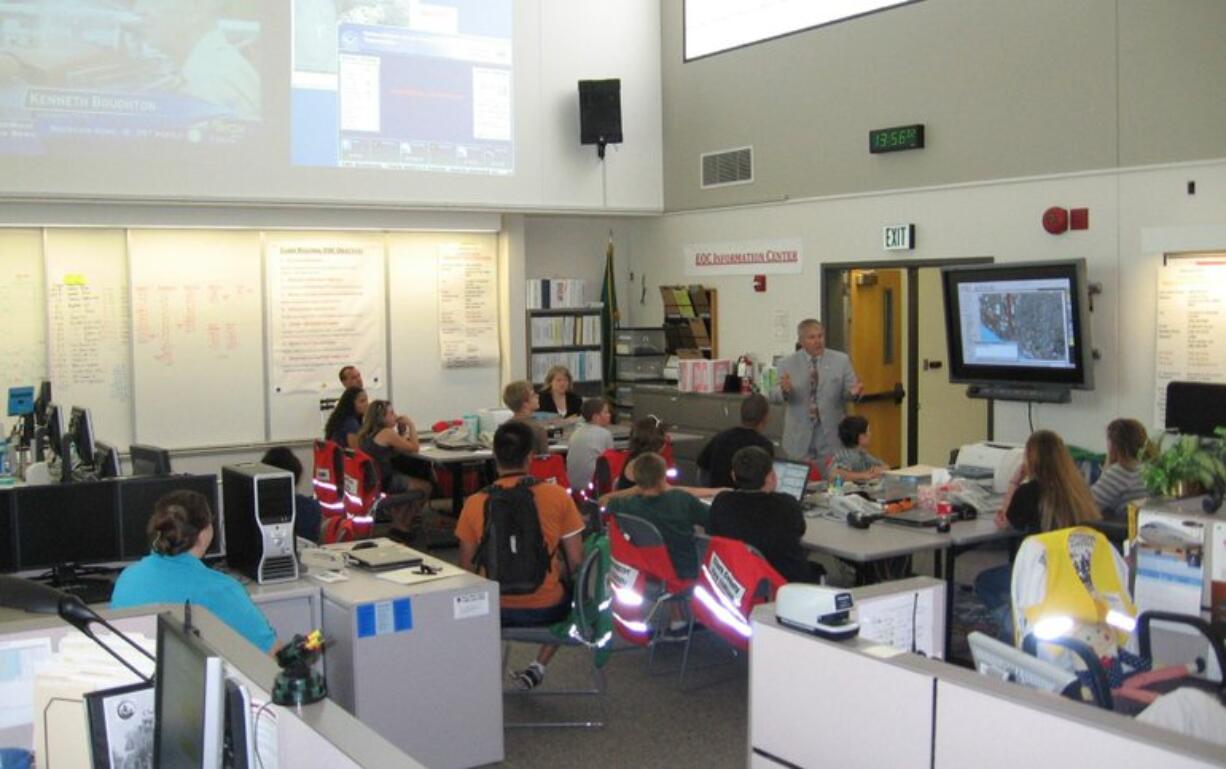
[775,584,860,640]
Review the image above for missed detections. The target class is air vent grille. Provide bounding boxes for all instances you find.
[701,146,753,188]
[259,555,299,583]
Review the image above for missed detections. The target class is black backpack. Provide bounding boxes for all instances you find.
[472,477,551,595]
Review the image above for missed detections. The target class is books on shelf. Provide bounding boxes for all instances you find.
[526,278,587,309]
[530,314,601,347]
[531,350,603,384]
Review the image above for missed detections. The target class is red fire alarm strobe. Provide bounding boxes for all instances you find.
[1042,207,1069,235]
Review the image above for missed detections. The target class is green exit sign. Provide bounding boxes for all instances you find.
[869,124,925,154]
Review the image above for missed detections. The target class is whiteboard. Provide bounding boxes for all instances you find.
[43,229,133,449]
[128,230,266,448]
[0,230,46,404]
[388,233,502,425]
[1153,254,1226,426]
[265,233,388,442]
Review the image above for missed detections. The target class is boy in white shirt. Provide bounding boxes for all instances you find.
[566,397,615,492]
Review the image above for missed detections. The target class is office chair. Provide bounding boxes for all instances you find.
[591,449,629,497]
[607,513,699,679]
[501,539,611,728]
[329,449,424,544]
[312,439,346,519]
[528,453,570,490]
[1011,526,1226,714]
[677,533,787,687]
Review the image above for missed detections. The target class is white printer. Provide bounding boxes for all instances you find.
[953,441,1024,494]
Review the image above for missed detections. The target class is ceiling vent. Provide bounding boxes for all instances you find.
[700,146,753,188]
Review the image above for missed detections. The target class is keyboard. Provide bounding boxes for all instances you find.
[951,465,994,480]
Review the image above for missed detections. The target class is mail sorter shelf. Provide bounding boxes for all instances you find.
[659,285,718,359]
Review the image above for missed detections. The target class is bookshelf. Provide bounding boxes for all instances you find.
[660,285,718,359]
[526,307,604,395]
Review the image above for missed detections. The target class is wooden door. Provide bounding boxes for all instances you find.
[916,267,988,464]
[848,269,904,467]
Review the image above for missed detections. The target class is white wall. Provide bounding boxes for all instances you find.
[620,159,1226,450]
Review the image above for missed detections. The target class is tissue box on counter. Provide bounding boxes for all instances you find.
[678,358,731,393]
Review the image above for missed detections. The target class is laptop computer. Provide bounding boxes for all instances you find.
[345,542,424,572]
[773,459,811,502]
[879,507,942,528]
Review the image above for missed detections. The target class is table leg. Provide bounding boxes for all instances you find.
[943,545,958,659]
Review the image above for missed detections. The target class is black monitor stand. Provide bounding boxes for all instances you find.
[38,562,118,605]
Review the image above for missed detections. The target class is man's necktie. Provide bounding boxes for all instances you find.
[808,357,819,422]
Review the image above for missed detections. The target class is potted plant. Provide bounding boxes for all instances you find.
[1140,431,1226,501]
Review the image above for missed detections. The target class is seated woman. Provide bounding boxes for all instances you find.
[536,365,583,419]
[1091,418,1150,519]
[111,490,277,653]
[324,386,368,450]
[830,415,887,482]
[260,446,322,544]
[975,429,1101,639]
[357,400,433,540]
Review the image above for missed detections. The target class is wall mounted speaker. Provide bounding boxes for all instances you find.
[578,79,622,155]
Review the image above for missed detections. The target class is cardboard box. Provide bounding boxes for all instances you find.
[678,358,731,393]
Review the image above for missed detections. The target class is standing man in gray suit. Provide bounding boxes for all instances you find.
[770,319,862,472]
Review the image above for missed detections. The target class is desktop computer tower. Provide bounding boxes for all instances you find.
[221,463,298,584]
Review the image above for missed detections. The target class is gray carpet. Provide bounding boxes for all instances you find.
[495,633,748,769]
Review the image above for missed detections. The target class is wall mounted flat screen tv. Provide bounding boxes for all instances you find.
[941,259,1094,391]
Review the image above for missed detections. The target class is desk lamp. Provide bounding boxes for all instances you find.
[0,575,154,682]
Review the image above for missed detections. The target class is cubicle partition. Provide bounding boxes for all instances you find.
[749,604,1226,769]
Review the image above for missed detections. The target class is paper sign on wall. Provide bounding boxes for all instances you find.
[453,592,491,620]
[683,238,803,276]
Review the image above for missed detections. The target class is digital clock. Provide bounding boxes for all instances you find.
[869,124,925,154]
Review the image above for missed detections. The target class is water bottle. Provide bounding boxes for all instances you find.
[0,437,10,478]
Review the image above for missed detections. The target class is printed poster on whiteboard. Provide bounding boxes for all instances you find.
[438,244,498,368]
[266,239,387,395]
[1153,256,1226,426]
[683,238,803,277]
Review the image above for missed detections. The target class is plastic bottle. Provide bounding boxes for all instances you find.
[0,437,10,478]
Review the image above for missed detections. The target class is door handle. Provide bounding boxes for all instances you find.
[923,359,944,371]
[859,383,906,405]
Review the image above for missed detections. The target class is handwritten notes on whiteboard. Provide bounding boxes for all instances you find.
[43,229,132,447]
[266,238,387,395]
[438,244,498,368]
[1154,256,1226,426]
[128,230,265,447]
[0,230,46,398]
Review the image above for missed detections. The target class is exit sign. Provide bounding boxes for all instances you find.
[883,224,915,251]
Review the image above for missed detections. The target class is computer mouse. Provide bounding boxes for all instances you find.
[352,541,378,551]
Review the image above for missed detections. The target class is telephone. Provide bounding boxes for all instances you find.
[433,426,492,450]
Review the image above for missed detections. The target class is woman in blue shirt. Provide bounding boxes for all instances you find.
[111,490,277,653]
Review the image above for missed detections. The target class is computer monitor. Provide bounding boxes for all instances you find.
[7,386,34,417]
[32,381,51,425]
[773,459,811,502]
[95,440,122,479]
[154,613,225,769]
[129,444,172,477]
[119,474,221,561]
[45,403,68,459]
[11,482,123,572]
[68,406,96,466]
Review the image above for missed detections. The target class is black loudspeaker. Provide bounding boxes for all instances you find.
[578,79,622,156]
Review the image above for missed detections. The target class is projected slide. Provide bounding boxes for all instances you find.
[957,278,1075,368]
[0,1,261,154]
[292,0,513,174]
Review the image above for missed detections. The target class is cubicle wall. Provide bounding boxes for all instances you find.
[750,605,1226,769]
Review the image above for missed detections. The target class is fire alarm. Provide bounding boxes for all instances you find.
[753,275,767,292]
[1042,207,1069,235]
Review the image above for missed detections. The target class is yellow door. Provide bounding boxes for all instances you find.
[916,267,988,465]
[847,269,904,467]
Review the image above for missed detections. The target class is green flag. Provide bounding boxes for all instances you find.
[600,232,619,390]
